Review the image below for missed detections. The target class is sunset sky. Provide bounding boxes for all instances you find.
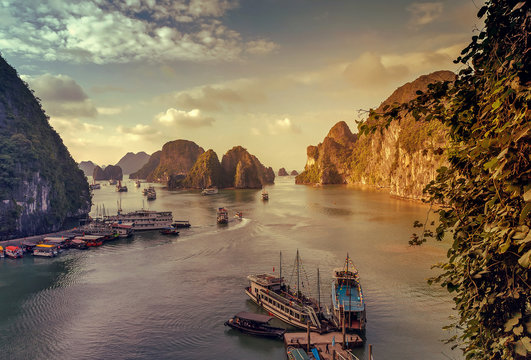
[0,0,483,170]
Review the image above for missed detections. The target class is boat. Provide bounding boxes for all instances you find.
[201,187,218,195]
[111,223,134,238]
[234,211,243,220]
[74,235,104,247]
[135,180,141,188]
[0,246,4,258]
[104,210,173,231]
[224,312,286,338]
[33,244,57,257]
[261,190,269,201]
[160,227,179,235]
[331,254,366,333]
[116,180,128,192]
[43,236,71,251]
[89,180,101,190]
[286,347,310,360]
[5,246,23,259]
[70,239,88,250]
[21,241,36,254]
[172,220,191,228]
[109,179,117,185]
[217,207,229,224]
[245,251,334,333]
[147,189,156,200]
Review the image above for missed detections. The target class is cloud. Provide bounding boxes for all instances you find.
[343,52,409,88]
[117,124,159,135]
[155,108,214,128]
[245,39,279,55]
[0,0,275,64]
[407,2,444,28]
[23,74,97,117]
[268,117,301,135]
[97,107,124,115]
[49,117,103,133]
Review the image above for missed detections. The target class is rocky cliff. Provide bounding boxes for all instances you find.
[296,70,455,200]
[93,165,123,180]
[115,151,150,174]
[129,150,161,179]
[148,140,204,182]
[290,170,299,176]
[221,146,275,188]
[78,160,97,177]
[0,55,91,240]
[278,168,289,176]
[176,149,223,189]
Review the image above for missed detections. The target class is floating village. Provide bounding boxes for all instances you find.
[0,179,373,360]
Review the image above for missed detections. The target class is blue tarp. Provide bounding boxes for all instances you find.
[311,348,321,360]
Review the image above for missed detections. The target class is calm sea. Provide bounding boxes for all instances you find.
[0,177,461,359]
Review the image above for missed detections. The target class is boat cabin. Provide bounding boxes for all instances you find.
[5,246,23,259]
[33,244,58,257]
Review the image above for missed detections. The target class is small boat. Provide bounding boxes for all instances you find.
[286,347,311,360]
[261,190,269,201]
[147,191,156,200]
[234,211,243,220]
[225,312,286,338]
[172,220,191,228]
[116,180,128,192]
[160,227,179,235]
[5,246,23,259]
[135,180,141,188]
[33,244,57,257]
[217,207,229,224]
[89,180,101,190]
[201,187,218,195]
[0,246,4,258]
[109,179,117,185]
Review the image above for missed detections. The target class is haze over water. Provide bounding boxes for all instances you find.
[0,177,460,359]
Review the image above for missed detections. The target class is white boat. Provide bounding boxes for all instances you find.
[104,210,173,231]
[201,187,218,195]
[33,244,57,257]
[111,223,134,237]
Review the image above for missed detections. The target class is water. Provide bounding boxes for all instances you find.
[0,177,461,359]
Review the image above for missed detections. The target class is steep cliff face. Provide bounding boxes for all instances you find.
[221,146,275,188]
[0,55,91,240]
[115,151,150,174]
[296,70,455,200]
[148,140,204,182]
[92,165,123,180]
[178,149,223,189]
[129,150,161,179]
[78,160,97,176]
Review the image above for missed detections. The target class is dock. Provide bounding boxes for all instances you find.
[284,331,363,360]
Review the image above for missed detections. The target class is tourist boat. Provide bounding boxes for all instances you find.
[109,179,117,185]
[89,180,101,190]
[116,180,128,192]
[217,208,229,224]
[160,227,179,235]
[75,235,104,247]
[5,246,23,259]
[21,241,36,254]
[111,223,134,238]
[104,210,173,231]
[224,312,286,338]
[331,254,366,333]
[261,190,269,201]
[0,246,4,258]
[43,236,71,251]
[234,211,243,220]
[245,251,333,333]
[33,244,57,257]
[171,220,191,228]
[201,187,218,195]
[70,239,88,250]
[147,189,156,200]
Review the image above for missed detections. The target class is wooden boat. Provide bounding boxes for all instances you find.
[0,246,4,258]
[5,246,23,259]
[116,180,128,192]
[201,187,218,195]
[331,253,366,332]
[75,235,104,247]
[172,220,191,228]
[261,190,269,201]
[160,227,179,235]
[109,179,117,185]
[217,207,228,224]
[135,180,141,188]
[224,312,286,338]
[33,244,57,257]
[71,239,88,250]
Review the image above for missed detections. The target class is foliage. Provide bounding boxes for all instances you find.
[295,163,321,184]
[359,1,530,358]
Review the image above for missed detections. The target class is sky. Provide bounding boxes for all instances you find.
[0,0,484,171]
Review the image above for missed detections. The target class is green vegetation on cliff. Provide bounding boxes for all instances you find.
[130,150,161,179]
[368,1,530,358]
[0,55,90,239]
[179,149,223,189]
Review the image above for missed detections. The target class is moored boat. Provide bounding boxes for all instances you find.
[111,223,134,237]
[159,227,179,235]
[172,220,191,228]
[224,312,286,338]
[5,246,23,259]
[201,187,218,195]
[0,246,4,258]
[104,210,173,231]
[75,235,104,247]
[217,207,228,224]
[33,244,58,257]
[71,239,88,250]
[331,254,366,333]
[116,180,128,192]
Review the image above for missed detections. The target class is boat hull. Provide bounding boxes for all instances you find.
[224,320,285,338]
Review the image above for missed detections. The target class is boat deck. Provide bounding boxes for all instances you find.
[332,283,364,311]
[284,331,363,360]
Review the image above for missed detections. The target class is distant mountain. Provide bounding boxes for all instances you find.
[130,151,161,179]
[78,160,97,177]
[0,54,90,240]
[278,168,288,176]
[115,151,150,174]
[290,170,299,176]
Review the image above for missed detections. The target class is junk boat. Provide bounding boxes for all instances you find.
[135,180,141,188]
[104,210,173,231]
[217,208,229,224]
[5,246,23,259]
[201,187,218,195]
[172,220,191,228]
[109,179,117,185]
[145,186,156,200]
[331,253,366,333]
[234,211,243,220]
[224,312,286,338]
[116,180,128,192]
[160,227,179,235]
[245,250,334,333]
[33,244,58,257]
[261,190,269,201]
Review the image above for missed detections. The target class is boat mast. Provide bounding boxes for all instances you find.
[317,268,321,311]
[280,251,282,285]
[348,253,352,327]
[297,249,300,300]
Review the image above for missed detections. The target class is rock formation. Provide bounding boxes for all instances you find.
[115,151,150,174]
[78,160,97,177]
[296,70,455,200]
[278,168,289,176]
[174,149,223,189]
[148,140,204,182]
[0,55,91,240]
[129,150,161,179]
[290,170,299,176]
[221,146,275,188]
[93,165,123,180]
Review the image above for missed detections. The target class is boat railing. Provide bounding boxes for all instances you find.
[261,289,306,312]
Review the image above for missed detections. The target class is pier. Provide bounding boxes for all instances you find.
[284,331,363,360]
